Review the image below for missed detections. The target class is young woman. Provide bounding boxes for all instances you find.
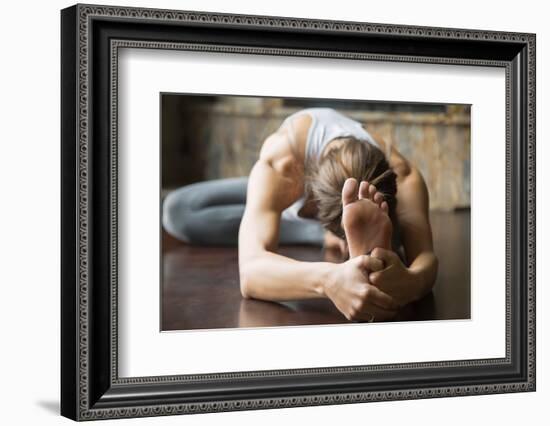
[163,108,438,322]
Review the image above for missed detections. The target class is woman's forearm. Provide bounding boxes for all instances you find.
[408,251,439,301]
[239,251,335,301]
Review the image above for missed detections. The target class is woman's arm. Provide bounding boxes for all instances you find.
[368,165,439,305]
[397,167,438,292]
[238,157,331,300]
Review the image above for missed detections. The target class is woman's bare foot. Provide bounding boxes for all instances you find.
[341,178,393,259]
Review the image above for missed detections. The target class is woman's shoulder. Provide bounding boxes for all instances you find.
[259,127,305,179]
[265,111,312,161]
[367,129,412,179]
[288,111,313,135]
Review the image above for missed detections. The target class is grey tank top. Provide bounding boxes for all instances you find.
[280,108,381,224]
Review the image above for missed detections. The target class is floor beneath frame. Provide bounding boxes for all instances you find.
[161,210,471,331]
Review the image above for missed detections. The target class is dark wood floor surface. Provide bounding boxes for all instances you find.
[162,210,470,331]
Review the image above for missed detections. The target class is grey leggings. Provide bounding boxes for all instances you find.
[162,177,325,246]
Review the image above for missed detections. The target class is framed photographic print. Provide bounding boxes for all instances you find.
[61,3,536,421]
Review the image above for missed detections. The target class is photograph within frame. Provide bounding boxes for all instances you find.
[160,94,472,332]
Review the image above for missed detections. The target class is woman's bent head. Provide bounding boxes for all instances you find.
[306,137,397,239]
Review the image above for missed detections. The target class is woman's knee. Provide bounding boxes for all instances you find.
[162,190,192,242]
[162,177,249,243]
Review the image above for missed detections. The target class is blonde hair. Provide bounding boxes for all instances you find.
[306,137,397,239]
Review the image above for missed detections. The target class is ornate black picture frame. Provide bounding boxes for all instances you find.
[61,3,536,421]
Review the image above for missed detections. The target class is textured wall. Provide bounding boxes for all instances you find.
[162,96,470,211]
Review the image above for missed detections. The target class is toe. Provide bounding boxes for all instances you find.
[373,191,384,206]
[342,178,359,206]
[381,201,389,214]
[368,184,377,200]
[359,181,370,200]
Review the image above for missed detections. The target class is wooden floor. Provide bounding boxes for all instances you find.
[161,210,470,331]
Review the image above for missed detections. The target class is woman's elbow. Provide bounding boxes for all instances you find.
[238,247,270,299]
[238,262,255,299]
[239,275,251,299]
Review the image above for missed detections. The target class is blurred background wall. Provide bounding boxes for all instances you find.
[161,95,470,211]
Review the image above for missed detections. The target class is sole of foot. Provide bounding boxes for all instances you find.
[341,177,393,258]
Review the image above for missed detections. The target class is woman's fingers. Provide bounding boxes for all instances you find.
[351,294,398,322]
[363,302,398,321]
[365,284,399,311]
[360,254,385,272]
[355,256,395,308]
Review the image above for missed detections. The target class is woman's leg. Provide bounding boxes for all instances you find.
[162,176,325,246]
[162,177,248,245]
[279,218,325,246]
